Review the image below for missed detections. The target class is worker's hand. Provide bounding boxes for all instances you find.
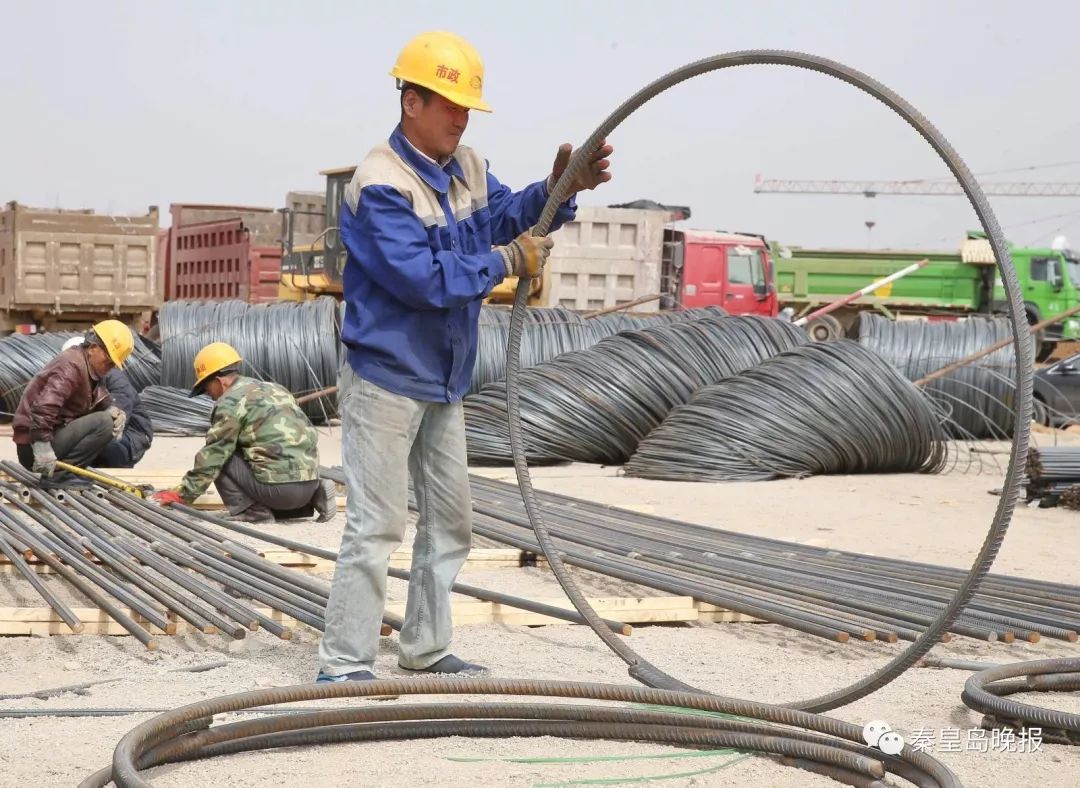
[496,228,553,279]
[31,441,57,477]
[152,489,184,507]
[108,406,127,440]
[547,140,613,195]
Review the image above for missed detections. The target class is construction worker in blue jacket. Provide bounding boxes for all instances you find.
[317,31,613,683]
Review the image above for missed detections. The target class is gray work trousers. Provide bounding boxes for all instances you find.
[17,412,114,471]
[319,365,472,675]
[214,454,319,516]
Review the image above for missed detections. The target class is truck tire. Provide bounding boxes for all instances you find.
[805,313,844,342]
[1035,341,1055,363]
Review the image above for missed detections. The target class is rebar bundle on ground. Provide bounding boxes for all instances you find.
[962,657,1080,745]
[0,332,161,417]
[624,340,948,481]
[140,386,213,435]
[158,298,341,422]
[464,316,807,465]
[856,313,1016,439]
[1024,446,1080,507]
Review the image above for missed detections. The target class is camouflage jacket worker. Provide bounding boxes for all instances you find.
[177,377,319,503]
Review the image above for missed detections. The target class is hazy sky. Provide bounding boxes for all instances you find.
[4,0,1079,250]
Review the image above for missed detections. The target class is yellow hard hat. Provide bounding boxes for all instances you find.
[91,320,134,369]
[390,31,492,113]
[191,341,243,397]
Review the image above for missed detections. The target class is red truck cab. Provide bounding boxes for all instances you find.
[661,229,778,316]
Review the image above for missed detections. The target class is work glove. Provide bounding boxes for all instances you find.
[152,489,184,507]
[547,140,614,195]
[108,406,127,440]
[31,442,57,477]
[496,228,553,279]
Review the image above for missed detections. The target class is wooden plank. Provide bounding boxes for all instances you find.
[257,548,532,572]
[695,602,764,624]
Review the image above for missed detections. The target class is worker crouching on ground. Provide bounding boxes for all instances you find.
[316,31,612,684]
[60,336,153,468]
[151,342,337,524]
[12,320,135,487]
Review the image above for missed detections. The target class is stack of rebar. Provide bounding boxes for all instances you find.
[140,386,213,436]
[458,473,1080,646]
[464,316,808,465]
[0,461,624,647]
[1025,446,1080,507]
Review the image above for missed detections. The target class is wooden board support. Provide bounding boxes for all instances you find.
[256,548,537,572]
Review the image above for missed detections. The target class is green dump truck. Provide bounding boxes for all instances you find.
[773,233,1080,360]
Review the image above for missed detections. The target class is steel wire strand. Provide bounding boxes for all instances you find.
[506,50,1031,714]
[857,313,1016,439]
[139,386,213,435]
[961,657,1080,744]
[158,298,340,421]
[624,341,947,481]
[465,316,807,465]
[98,678,958,788]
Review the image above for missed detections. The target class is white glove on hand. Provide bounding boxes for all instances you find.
[32,441,57,476]
[108,406,126,440]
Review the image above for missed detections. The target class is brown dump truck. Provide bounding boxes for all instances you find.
[0,202,162,333]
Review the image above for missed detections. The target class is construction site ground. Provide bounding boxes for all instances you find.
[1,430,1078,787]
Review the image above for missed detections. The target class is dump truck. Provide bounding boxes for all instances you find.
[772,233,1080,359]
[0,202,162,334]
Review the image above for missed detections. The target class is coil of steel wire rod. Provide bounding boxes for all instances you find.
[503,49,1031,716]
[961,657,1080,745]
[624,340,948,481]
[157,298,341,421]
[855,313,1016,439]
[465,315,807,465]
[140,386,213,435]
[85,678,960,788]
[587,306,728,341]
[0,332,161,417]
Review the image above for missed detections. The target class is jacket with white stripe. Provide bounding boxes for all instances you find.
[340,124,577,402]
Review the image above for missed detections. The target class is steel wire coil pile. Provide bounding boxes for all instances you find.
[470,307,594,395]
[0,332,161,418]
[158,298,341,421]
[586,305,728,341]
[469,306,729,395]
[464,475,1080,646]
[625,340,948,482]
[1024,446,1080,507]
[465,316,808,465]
[856,313,1016,439]
[962,658,1080,745]
[140,386,213,436]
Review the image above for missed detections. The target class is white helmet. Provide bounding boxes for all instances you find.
[61,336,84,352]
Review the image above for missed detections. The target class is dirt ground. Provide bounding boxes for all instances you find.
[0,428,1078,787]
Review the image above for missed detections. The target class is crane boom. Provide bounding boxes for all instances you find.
[754,178,1080,197]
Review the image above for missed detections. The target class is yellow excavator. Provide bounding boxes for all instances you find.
[278,165,546,304]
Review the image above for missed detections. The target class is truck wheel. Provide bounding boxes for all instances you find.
[1035,341,1055,363]
[805,313,844,342]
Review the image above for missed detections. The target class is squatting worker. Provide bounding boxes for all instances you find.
[152,342,337,524]
[317,31,613,683]
[60,336,153,469]
[13,320,135,487]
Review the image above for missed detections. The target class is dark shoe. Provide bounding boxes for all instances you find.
[315,669,398,699]
[401,654,489,675]
[40,472,93,490]
[316,669,377,683]
[313,479,338,522]
[228,505,275,524]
